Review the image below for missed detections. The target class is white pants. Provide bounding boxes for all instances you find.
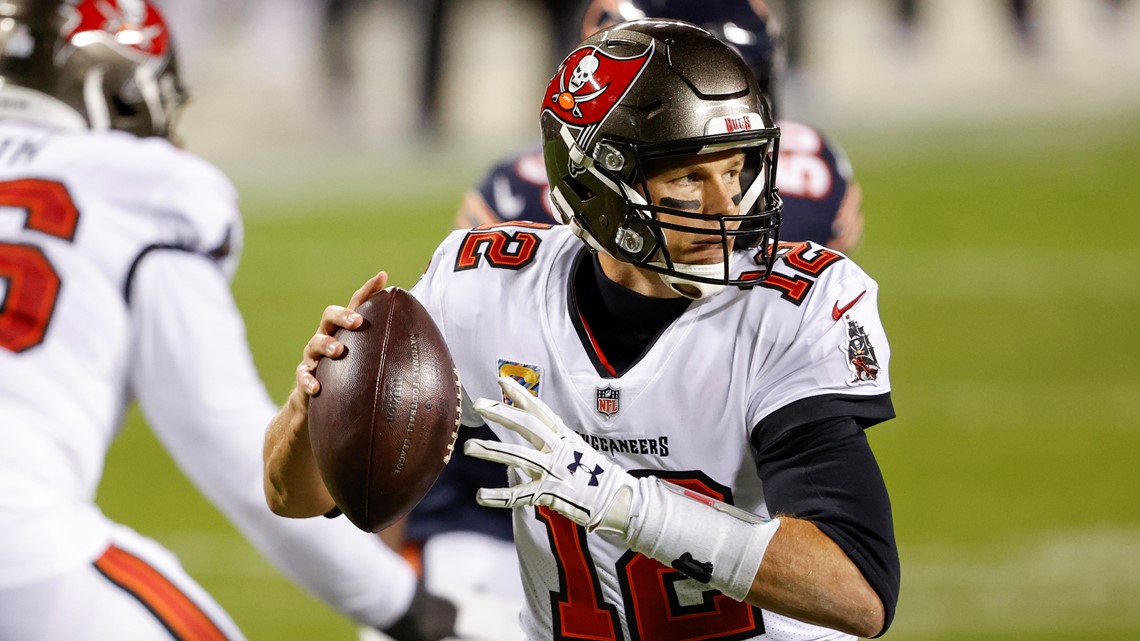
[360,531,524,641]
[421,531,524,603]
[0,524,246,641]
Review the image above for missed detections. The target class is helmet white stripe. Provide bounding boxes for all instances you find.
[82,67,110,131]
[134,65,166,133]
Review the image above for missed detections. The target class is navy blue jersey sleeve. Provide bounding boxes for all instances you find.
[775,121,856,248]
[473,147,558,225]
[751,403,900,635]
[405,423,514,542]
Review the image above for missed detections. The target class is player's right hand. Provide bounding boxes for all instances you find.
[295,271,389,401]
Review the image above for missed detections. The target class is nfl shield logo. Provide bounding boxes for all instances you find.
[596,385,620,417]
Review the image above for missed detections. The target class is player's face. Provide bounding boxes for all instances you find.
[642,149,746,265]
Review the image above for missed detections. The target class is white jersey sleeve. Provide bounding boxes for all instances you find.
[746,247,892,435]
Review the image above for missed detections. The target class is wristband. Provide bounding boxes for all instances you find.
[627,477,780,600]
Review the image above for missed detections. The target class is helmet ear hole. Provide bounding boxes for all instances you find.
[564,174,596,202]
[111,95,139,117]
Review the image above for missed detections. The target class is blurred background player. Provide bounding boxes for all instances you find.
[0,2,509,640]
[396,0,865,609]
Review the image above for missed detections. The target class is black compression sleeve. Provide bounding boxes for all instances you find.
[753,415,900,636]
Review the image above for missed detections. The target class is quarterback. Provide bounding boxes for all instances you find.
[0,2,505,640]
[411,1,867,607]
[266,19,899,641]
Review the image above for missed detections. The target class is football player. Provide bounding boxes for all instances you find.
[267,18,900,641]
[408,0,866,609]
[0,2,508,640]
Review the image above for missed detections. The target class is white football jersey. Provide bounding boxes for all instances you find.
[413,224,891,641]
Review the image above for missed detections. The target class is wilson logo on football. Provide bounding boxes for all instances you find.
[545,45,653,126]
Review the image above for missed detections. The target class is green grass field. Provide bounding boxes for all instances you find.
[96,114,1140,640]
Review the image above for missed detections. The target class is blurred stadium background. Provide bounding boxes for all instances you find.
[98,0,1140,639]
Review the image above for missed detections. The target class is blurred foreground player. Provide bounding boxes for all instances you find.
[266,18,899,641]
[0,2,502,640]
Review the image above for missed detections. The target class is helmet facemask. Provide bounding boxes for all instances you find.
[554,129,782,299]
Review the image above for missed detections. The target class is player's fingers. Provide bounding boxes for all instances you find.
[475,480,543,510]
[317,304,362,337]
[545,495,590,526]
[472,398,553,451]
[464,439,547,478]
[495,377,561,431]
[348,271,388,309]
[297,330,348,395]
[303,333,344,363]
[296,361,319,396]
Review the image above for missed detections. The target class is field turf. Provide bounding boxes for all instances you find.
[96,115,1140,640]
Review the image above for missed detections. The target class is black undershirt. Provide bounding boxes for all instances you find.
[573,251,690,375]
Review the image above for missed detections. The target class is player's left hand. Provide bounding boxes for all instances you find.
[465,377,638,536]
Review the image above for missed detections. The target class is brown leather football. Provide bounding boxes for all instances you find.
[309,287,461,533]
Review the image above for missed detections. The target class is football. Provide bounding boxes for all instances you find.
[308,287,461,532]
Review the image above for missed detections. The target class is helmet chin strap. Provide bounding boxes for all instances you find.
[650,260,729,300]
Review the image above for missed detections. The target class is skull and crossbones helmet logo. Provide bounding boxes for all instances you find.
[553,51,608,119]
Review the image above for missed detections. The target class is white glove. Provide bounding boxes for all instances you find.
[467,376,781,601]
[465,377,638,536]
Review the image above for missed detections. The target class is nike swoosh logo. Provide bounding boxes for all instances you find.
[492,175,526,219]
[832,290,867,321]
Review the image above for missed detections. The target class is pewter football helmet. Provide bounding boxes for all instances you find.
[0,0,188,138]
[541,19,782,295]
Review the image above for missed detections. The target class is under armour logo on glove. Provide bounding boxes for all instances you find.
[567,451,605,486]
